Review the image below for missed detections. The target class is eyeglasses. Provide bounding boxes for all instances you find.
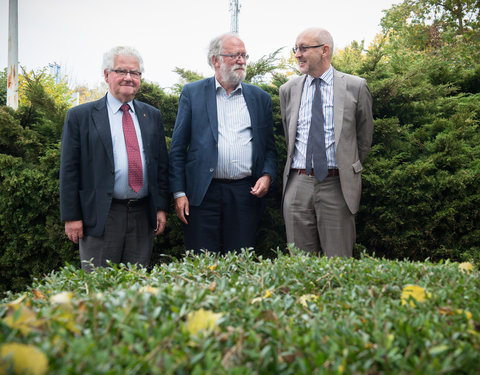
[292,44,325,54]
[111,69,142,78]
[219,53,249,61]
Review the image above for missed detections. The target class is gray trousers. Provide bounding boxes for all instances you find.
[283,172,355,257]
[79,200,154,271]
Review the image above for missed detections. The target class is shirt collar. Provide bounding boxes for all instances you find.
[107,92,135,114]
[215,78,243,96]
[306,65,334,86]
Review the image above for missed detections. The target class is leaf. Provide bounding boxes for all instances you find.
[209,281,217,292]
[31,289,47,300]
[429,345,449,356]
[401,285,430,307]
[298,294,318,307]
[458,262,474,274]
[0,343,48,375]
[50,291,73,306]
[3,304,42,335]
[439,307,473,321]
[185,309,223,336]
[138,286,159,294]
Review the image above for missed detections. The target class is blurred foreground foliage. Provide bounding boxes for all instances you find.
[1,0,479,295]
[1,251,479,374]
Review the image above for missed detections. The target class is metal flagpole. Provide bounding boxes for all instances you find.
[7,0,19,109]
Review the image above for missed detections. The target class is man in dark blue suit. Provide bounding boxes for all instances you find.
[60,46,169,270]
[169,33,277,254]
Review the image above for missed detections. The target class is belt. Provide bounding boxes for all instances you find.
[212,177,250,184]
[111,197,148,207]
[291,168,339,177]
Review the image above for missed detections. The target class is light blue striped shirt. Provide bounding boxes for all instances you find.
[106,92,148,199]
[292,65,337,169]
[214,79,253,179]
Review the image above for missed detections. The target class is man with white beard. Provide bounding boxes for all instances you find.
[169,33,277,254]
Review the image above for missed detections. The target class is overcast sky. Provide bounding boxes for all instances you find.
[1,0,401,90]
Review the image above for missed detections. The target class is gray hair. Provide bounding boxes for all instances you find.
[102,46,144,73]
[207,32,241,68]
[301,27,334,58]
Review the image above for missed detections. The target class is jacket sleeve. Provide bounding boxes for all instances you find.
[153,108,170,211]
[59,108,82,221]
[356,79,374,163]
[169,86,192,194]
[261,94,277,182]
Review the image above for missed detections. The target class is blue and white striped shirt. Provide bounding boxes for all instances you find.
[214,80,253,179]
[292,65,337,169]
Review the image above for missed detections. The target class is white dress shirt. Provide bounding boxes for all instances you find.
[106,92,148,199]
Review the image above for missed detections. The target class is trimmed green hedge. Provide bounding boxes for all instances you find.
[1,251,479,374]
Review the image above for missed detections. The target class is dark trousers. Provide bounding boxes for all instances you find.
[79,199,154,271]
[183,177,264,254]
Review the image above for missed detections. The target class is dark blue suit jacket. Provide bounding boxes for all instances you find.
[169,77,277,206]
[59,95,169,237]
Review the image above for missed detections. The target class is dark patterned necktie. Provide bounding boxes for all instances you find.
[120,103,143,193]
[305,78,328,182]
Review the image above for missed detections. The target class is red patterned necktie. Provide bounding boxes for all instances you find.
[120,103,143,193]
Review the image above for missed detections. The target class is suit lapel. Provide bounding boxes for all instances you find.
[205,77,219,143]
[288,76,306,157]
[133,100,151,158]
[333,69,345,146]
[92,96,114,167]
[242,84,256,129]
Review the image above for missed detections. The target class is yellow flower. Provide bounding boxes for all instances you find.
[401,285,429,307]
[185,309,222,336]
[251,289,273,304]
[0,343,48,375]
[458,262,474,274]
[208,263,218,271]
[457,309,473,320]
[298,294,318,307]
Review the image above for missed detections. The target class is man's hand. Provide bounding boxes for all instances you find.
[250,175,271,198]
[155,210,167,235]
[175,196,189,224]
[65,220,84,244]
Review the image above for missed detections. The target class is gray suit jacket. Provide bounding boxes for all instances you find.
[279,68,374,214]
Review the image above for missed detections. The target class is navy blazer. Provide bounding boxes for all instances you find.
[60,95,169,237]
[169,77,277,206]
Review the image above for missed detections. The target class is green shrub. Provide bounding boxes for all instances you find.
[1,251,479,374]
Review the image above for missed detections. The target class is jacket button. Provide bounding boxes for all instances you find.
[209,168,214,172]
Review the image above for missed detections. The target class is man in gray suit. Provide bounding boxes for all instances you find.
[280,27,373,257]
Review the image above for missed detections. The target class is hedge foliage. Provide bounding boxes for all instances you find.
[1,251,479,374]
[1,0,480,295]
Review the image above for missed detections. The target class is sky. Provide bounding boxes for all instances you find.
[1,0,402,91]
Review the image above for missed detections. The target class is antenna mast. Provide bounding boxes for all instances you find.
[229,0,241,34]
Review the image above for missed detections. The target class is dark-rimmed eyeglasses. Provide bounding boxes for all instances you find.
[111,69,142,78]
[292,44,325,54]
[219,53,249,61]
